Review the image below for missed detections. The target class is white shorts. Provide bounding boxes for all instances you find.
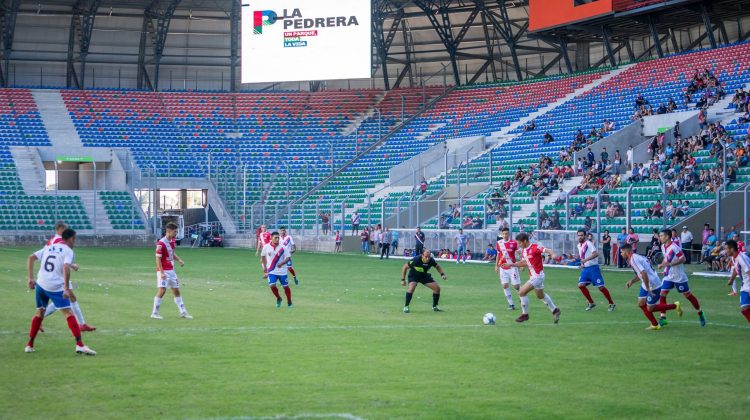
[157,270,180,289]
[499,267,521,286]
[526,274,545,290]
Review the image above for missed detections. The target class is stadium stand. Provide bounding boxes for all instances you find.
[0,89,92,231]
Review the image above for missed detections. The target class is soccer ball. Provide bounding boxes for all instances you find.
[482,313,496,325]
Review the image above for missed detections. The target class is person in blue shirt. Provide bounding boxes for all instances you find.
[484,243,497,261]
[391,229,400,254]
[616,227,629,268]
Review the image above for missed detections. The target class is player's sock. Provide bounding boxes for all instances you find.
[732,282,738,293]
[288,267,296,277]
[520,296,529,314]
[432,293,440,307]
[684,292,701,311]
[658,295,668,318]
[742,307,750,323]
[270,285,281,300]
[640,305,659,326]
[152,297,162,315]
[542,294,557,312]
[405,292,413,306]
[599,287,615,305]
[174,297,186,314]
[65,315,84,347]
[283,286,292,305]
[650,303,676,312]
[503,288,514,306]
[27,316,43,346]
[578,285,594,304]
[44,303,57,318]
[71,301,86,325]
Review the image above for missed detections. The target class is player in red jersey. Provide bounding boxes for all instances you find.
[495,227,521,310]
[151,223,191,319]
[334,230,342,253]
[506,233,561,323]
[42,221,96,332]
[255,224,271,256]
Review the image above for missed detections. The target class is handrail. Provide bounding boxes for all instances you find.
[284,86,457,209]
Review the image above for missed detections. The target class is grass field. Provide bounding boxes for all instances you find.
[1,246,748,419]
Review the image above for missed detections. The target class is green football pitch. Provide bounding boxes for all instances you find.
[1,247,748,419]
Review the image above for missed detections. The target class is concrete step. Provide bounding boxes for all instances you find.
[31,89,83,148]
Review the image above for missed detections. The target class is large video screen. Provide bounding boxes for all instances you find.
[241,0,372,84]
[529,0,614,32]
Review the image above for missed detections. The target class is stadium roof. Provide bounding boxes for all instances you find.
[3,0,750,91]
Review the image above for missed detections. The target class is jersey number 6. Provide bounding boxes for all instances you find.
[44,255,56,272]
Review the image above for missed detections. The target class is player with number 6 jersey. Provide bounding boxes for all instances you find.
[24,228,96,355]
[495,227,521,310]
[42,221,96,331]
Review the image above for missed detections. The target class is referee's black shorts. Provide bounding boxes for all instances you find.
[408,274,435,284]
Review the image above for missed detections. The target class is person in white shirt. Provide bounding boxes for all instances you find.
[679,226,694,264]
[657,229,705,326]
[726,240,750,323]
[576,230,616,312]
[262,231,293,308]
[626,146,634,170]
[279,227,299,285]
[24,228,96,355]
[621,244,682,331]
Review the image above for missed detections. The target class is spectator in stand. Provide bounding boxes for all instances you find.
[613,150,622,174]
[664,200,676,220]
[646,229,661,259]
[626,145,634,170]
[616,227,628,267]
[586,148,595,167]
[674,121,681,139]
[668,98,678,112]
[543,132,554,144]
[704,228,717,262]
[627,228,640,254]
[657,103,668,114]
[525,120,536,131]
[484,243,497,261]
[351,211,361,235]
[419,178,428,195]
[645,200,663,219]
[320,212,330,235]
[680,226,694,264]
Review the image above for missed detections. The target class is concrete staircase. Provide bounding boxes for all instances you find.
[497,176,583,229]
[9,146,46,194]
[31,90,83,148]
[73,190,114,233]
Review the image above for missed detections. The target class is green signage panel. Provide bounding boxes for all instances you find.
[56,156,94,162]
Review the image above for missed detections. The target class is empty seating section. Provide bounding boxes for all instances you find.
[0,89,91,231]
[99,191,145,230]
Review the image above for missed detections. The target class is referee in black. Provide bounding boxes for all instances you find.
[401,249,447,313]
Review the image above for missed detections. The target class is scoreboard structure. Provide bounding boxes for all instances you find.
[530,0,684,32]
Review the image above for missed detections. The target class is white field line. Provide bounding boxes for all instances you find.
[197,414,365,420]
[1,319,747,336]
